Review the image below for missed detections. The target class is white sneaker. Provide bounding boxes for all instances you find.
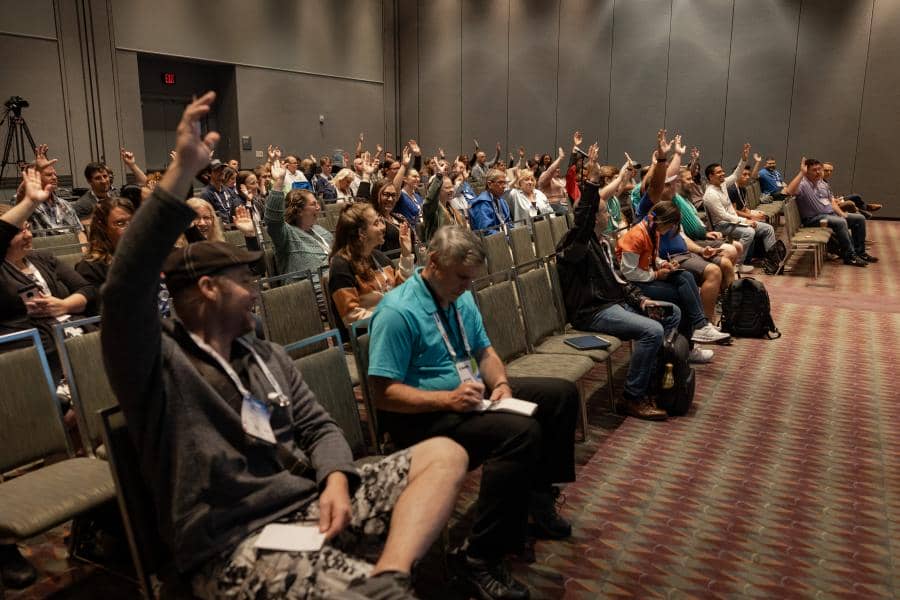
[736,264,755,274]
[691,323,731,343]
[689,347,714,363]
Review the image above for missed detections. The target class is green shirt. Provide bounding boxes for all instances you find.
[673,194,708,240]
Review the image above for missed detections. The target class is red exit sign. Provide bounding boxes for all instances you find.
[162,72,176,85]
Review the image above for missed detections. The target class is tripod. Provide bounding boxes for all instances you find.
[0,107,37,182]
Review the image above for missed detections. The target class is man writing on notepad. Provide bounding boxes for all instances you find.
[101,92,468,600]
[368,225,578,600]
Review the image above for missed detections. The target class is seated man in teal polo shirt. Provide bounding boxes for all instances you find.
[368,226,578,600]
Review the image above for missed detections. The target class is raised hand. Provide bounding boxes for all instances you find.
[673,134,686,155]
[120,147,136,166]
[34,143,57,170]
[518,146,525,158]
[495,141,502,154]
[408,139,421,155]
[473,138,480,149]
[362,152,378,176]
[21,167,51,204]
[799,155,807,174]
[232,205,256,237]
[172,92,219,174]
[169,150,178,164]
[376,143,384,155]
[239,183,253,199]
[267,144,282,162]
[558,146,566,160]
[658,129,672,155]
[753,152,762,163]
[438,147,446,159]
[359,131,365,143]
[741,142,751,161]
[573,130,583,148]
[621,153,634,176]
[401,146,412,167]
[270,157,286,187]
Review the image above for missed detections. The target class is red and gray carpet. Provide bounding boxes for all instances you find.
[6,222,898,599]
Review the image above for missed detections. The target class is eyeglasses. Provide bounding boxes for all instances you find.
[381,192,398,199]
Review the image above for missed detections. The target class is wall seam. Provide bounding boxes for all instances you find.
[720,0,736,162]
[785,1,803,168]
[52,0,76,178]
[662,0,673,129]
[554,0,561,150]
[606,0,615,158]
[416,0,420,143]
[849,0,876,191]
[506,0,511,155]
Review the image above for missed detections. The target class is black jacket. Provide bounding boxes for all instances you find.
[555,181,647,329]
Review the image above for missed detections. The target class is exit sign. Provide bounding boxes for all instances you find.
[162,72,176,85]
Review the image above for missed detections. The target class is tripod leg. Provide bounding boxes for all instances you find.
[20,119,37,156]
[0,120,17,181]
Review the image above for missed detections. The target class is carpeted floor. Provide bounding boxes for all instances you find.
[5,221,898,599]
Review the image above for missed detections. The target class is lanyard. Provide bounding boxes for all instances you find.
[188,332,290,409]
[422,278,472,361]
[306,228,331,253]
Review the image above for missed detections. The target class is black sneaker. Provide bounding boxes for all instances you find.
[843,255,868,267]
[860,253,879,263]
[338,571,418,600]
[0,544,37,590]
[450,550,530,600]
[529,487,572,540]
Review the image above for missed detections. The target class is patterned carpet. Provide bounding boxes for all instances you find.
[5,221,898,599]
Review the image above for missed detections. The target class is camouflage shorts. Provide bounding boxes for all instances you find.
[191,449,412,599]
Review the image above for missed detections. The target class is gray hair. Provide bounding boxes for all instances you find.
[427,226,486,268]
[485,169,506,184]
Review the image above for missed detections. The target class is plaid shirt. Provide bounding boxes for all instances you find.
[28,194,84,234]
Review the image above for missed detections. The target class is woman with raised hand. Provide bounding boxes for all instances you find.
[327,202,413,337]
[508,167,553,223]
[422,159,467,244]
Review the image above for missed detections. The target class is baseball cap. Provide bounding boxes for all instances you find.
[163,241,261,292]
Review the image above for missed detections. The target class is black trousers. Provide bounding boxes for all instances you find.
[379,377,578,560]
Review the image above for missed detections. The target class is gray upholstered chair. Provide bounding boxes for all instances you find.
[54,317,117,458]
[349,318,384,454]
[532,217,555,258]
[31,231,82,256]
[508,225,536,269]
[515,260,621,414]
[287,329,369,459]
[258,273,327,358]
[56,252,85,270]
[223,229,247,248]
[473,271,595,438]
[549,215,569,248]
[0,329,116,557]
[482,231,514,274]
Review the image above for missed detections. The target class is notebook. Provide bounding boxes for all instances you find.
[563,335,612,351]
[476,398,537,416]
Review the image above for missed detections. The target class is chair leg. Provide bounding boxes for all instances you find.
[576,380,588,443]
[606,357,616,414]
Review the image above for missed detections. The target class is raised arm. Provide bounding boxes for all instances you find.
[646,130,670,204]
[393,146,411,191]
[102,92,219,442]
[666,134,684,179]
[783,156,807,196]
[537,147,566,189]
[725,143,750,186]
[749,152,763,180]
[120,147,148,186]
[264,157,289,250]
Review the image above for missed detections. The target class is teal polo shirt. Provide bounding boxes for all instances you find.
[368,269,492,391]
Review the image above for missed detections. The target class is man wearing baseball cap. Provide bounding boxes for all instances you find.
[101,92,467,599]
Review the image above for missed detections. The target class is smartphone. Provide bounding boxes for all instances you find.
[17,282,41,303]
[645,302,674,321]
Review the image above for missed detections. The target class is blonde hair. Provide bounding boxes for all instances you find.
[186,197,224,242]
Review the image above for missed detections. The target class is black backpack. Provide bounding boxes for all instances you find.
[653,331,695,416]
[719,277,781,339]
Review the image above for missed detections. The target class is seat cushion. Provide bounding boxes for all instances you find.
[533,335,614,362]
[794,229,831,243]
[505,353,595,382]
[0,457,116,539]
[758,201,784,217]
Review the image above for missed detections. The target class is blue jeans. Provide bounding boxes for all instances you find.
[803,212,866,257]
[635,270,708,336]
[586,302,681,399]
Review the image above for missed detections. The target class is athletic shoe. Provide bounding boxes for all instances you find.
[860,253,879,263]
[735,264,755,274]
[691,323,731,344]
[843,255,868,267]
[688,347,714,364]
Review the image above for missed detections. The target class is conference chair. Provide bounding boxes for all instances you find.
[0,329,116,564]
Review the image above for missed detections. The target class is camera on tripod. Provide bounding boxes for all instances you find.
[4,96,29,117]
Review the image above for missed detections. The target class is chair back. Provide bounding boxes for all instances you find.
[99,406,168,599]
[57,252,84,270]
[0,329,70,472]
[349,318,382,453]
[746,180,762,210]
[508,226,536,267]
[482,231,513,274]
[31,232,81,255]
[783,198,800,237]
[547,261,572,326]
[532,218,555,258]
[549,215,569,247]
[55,318,116,456]
[259,275,326,357]
[262,248,277,277]
[288,330,367,458]
[515,260,564,348]
[223,229,246,248]
[472,272,528,362]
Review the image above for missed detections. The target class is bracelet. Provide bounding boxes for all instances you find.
[494,380,511,389]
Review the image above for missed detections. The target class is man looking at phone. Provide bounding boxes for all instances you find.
[368,225,578,600]
[556,143,680,422]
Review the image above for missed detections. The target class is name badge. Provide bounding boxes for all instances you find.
[241,395,277,444]
[455,359,480,384]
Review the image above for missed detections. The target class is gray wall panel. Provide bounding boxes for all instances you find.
[607,0,671,162]
[235,67,384,168]
[723,0,800,171]
[556,0,613,161]
[417,0,462,157]
[665,0,733,162]
[507,0,560,157]
[397,0,419,151]
[854,0,900,218]
[0,35,70,176]
[111,0,383,83]
[787,0,872,195]
[0,0,56,39]
[114,51,146,171]
[460,0,509,157]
